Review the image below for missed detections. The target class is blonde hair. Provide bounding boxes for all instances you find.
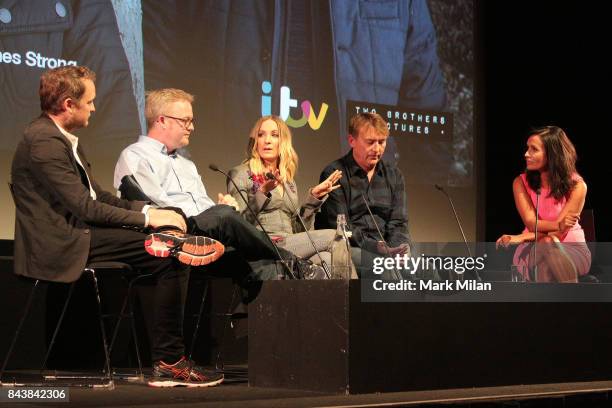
[145,88,195,128]
[246,116,298,183]
[349,112,389,138]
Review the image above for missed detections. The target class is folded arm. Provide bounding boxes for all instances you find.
[513,176,587,236]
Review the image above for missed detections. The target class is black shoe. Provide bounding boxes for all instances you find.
[304,262,328,279]
[294,258,328,279]
[144,230,225,266]
[148,357,224,388]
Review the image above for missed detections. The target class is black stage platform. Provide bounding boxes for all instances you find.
[3,240,612,407]
[2,375,612,407]
[249,280,612,394]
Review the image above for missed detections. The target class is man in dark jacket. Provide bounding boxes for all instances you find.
[10,66,223,388]
[316,112,412,278]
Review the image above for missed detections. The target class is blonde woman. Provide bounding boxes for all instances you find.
[228,116,342,275]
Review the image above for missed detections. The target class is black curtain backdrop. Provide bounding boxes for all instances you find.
[483,0,611,242]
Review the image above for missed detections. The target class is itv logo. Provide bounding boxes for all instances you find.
[260,81,328,130]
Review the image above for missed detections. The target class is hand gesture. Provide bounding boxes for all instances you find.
[218,193,239,211]
[496,234,524,249]
[558,212,580,232]
[311,170,342,199]
[377,241,409,256]
[148,208,187,232]
[259,169,281,194]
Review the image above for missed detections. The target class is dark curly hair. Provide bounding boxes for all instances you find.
[525,126,577,200]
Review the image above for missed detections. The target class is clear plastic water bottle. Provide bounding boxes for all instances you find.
[331,214,351,279]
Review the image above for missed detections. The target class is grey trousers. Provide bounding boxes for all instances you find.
[277,229,335,267]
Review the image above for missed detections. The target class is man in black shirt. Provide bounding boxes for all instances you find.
[315,113,411,278]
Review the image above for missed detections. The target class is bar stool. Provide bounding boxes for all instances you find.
[106,267,154,382]
[0,262,131,388]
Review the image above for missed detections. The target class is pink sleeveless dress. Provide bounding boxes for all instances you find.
[512,173,591,279]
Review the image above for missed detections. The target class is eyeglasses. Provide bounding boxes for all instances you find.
[162,114,195,128]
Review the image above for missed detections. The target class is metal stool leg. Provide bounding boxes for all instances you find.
[187,279,209,362]
[108,284,132,357]
[0,280,40,383]
[108,272,151,381]
[42,281,76,371]
[126,275,152,379]
[215,285,240,371]
[107,272,151,381]
[85,269,113,387]
[128,292,145,380]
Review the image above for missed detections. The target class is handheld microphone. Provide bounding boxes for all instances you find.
[265,172,331,278]
[434,184,481,281]
[209,164,296,279]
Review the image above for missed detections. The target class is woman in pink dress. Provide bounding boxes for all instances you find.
[496,126,591,282]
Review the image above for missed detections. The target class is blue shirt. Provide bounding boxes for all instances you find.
[114,136,215,217]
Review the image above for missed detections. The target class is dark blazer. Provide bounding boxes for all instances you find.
[11,115,146,283]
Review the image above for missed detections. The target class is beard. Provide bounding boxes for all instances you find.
[63,115,88,132]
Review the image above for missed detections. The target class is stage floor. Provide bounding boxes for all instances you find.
[2,367,612,408]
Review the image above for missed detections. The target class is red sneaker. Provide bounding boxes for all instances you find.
[148,357,224,388]
[144,231,225,266]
